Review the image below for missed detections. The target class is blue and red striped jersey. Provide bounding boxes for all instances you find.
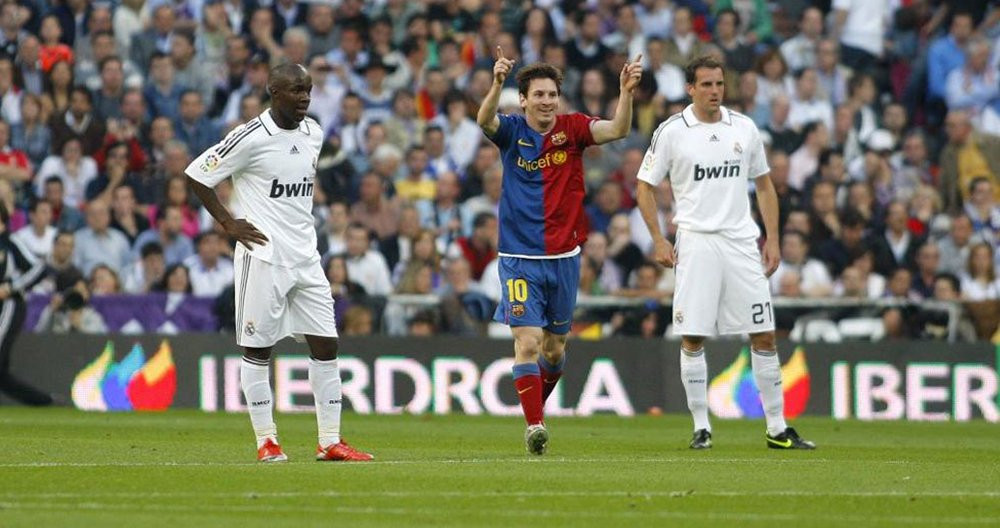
[487,112,598,256]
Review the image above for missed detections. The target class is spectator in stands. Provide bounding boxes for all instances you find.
[49,86,106,155]
[607,212,646,285]
[963,177,1000,242]
[33,230,80,294]
[133,204,195,266]
[384,262,435,335]
[661,6,703,68]
[131,5,175,72]
[12,200,56,261]
[937,214,977,276]
[40,177,83,232]
[927,11,974,105]
[713,8,755,74]
[149,173,200,238]
[436,256,494,336]
[832,0,891,74]
[153,263,192,294]
[945,37,998,116]
[91,56,126,120]
[416,171,464,250]
[109,184,149,246]
[432,90,480,174]
[327,253,368,317]
[89,264,122,295]
[122,240,164,295]
[184,232,233,298]
[446,212,497,282]
[908,185,947,239]
[395,145,434,204]
[819,209,869,277]
[38,14,73,73]
[11,94,50,169]
[76,31,141,93]
[174,90,221,157]
[912,242,942,300]
[889,132,933,202]
[35,138,97,208]
[853,130,897,208]
[871,201,924,276]
[754,49,792,109]
[317,200,350,258]
[788,121,829,191]
[781,7,824,72]
[582,232,623,293]
[0,2,28,60]
[940,111,1000,214]
[341,305,374,336]
[306,54,344,136]
[74,199,132,276]
[344,223,393,297]
[460,143,500,200]
[43,59,74,116]
[145,52,185,123]
[304,2,338,59]
[351,172,401,240]
[34,278,108,334]
[380,205,422,274]
[586,180,625,235]
[0,120,30,188]
[762,95,799,155]
[771,230,833,298]
[844,73,877,144]
[788,69,834,132]
[960,243,1000,300]
[808,180,841,249]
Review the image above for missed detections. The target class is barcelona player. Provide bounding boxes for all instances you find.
[477,47,642,454]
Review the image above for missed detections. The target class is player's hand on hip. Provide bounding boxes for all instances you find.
[493,45,515,85]
[653,238,675,268]
[761,237,780,277]
[222,218,269,249]
[620,54,643,93]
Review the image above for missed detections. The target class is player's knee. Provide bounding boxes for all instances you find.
[244,347,272,362]
[681,336,705,352]
[749,332,776,352]
[309,337,339,361]
[515,334,542,356]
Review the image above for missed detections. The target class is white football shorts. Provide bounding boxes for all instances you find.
[671,230,775,336]
[233,246,338,347]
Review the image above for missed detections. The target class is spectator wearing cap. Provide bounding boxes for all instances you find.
[354,54,396,124]
[849,129,896,207]
[788,121,829,191]
[781,7,824,72]
[945,37,998,117]
[131,5,176,72]
[939,110,1000,213]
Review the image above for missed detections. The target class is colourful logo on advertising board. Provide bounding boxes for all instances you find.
[708,347,810,419]
[72,341,177,411]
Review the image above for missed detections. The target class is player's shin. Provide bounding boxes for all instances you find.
[680,347,711,432]
[240,357,277,447]
[512,362,544,425]
[309,358,342,448]
[538,354,565,403]
[751,348,788,436]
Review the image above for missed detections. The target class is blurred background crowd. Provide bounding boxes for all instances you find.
[2,0,1000,341]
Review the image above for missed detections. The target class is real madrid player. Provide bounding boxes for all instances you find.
[635,56,815,450]
[477,46,642,454]
[186,63,373,462]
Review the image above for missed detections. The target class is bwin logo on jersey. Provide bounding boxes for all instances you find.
[269,178,315,198]
[693,160,741,181]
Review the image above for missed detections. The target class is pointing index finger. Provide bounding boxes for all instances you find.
[496,45,505,60]
[634,54,643,65]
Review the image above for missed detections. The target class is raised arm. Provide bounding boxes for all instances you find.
[476,46,514,137]
[590,55,643,144]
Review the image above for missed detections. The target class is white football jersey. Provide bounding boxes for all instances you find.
[637,105,769,239]
[186,110,323,266]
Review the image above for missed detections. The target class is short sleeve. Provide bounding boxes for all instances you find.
[636,124,671,186]
[748,127,770,179]
[185,120,258,188]
[486,114,518,149]
[572,112,599,147]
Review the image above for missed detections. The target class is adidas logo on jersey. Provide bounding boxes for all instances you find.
[709,134,719,142]
[290,145,300,154]
[269,177,315,198]
[693,160,741,181]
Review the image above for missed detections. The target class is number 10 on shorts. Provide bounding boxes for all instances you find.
[506,279,528,302]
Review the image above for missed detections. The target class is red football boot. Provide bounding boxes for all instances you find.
[316,439,374,461]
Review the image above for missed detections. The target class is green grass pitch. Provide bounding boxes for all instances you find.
[1,408,998,527]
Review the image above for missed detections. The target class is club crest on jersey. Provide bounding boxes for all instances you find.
[674,310,683,324]
[245,321,256,336]
[734,142,743,154]
[551,131,567,145]
[199,153,220,172]
[511,304,525,317]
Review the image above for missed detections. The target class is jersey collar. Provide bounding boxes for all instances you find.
[258,109,310,135]
[681,104,732,127]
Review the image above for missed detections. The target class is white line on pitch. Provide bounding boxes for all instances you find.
[3,490,999,499]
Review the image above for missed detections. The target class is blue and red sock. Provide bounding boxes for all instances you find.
[512,363,543,425]
[538,355,565,403]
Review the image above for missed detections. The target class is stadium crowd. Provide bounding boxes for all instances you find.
[3,0,1000,341]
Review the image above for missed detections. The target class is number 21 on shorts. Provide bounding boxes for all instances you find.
[506,278,528,302]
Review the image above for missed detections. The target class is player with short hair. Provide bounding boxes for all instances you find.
[186,63,373,462]
[635,56,815,450]
[477,46,642,454]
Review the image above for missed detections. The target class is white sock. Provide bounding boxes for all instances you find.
[751,348,788,436]
[309,358,342,448]
[240,357,277,448]
[680,347,711,432]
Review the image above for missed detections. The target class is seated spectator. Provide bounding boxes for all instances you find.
[122,241,166,294]
[344,223,393,296]
[446,212,497,282]
[89,264,122,295]
[430,90,480,173]
[49,87,106,155]
[0,180,25,232]
[0,120,31,187]
[11,200,56,261]
[940,110,1000,214]
[73,199,132,276]
[911,242,942,300]
[37,15,73,74]
[462,164,501,234]
[395,145,435,204]
[770,230,833,298]
[907,185,947,239]
[788,68,834,132]
[317,200,350,258]
[147,175,200,238]
[183,232,234,298]
[870,201,924,276]
[42,60,74,116]
[384,262,436,335]
[34,138,98,208]
[788,121,828,191]
[607,213,646,286]
[350,172,401,241]
[153,263,193,294]
[436,257,495,336]
[416,171,466,250]
[341,305,374,336]
[960,243,1000,301]
[586,180,625,235]
[963,177,1000,243]
[884,267,918,301]
[108,184,150,246]
[326,253,369,313]
[944,37,997,116]
[33,231,82,294]
[582,232,623,294]
[173,90,221,158]
[11,94,51,169]
[133,204,195,266]
[937,214,978,277]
